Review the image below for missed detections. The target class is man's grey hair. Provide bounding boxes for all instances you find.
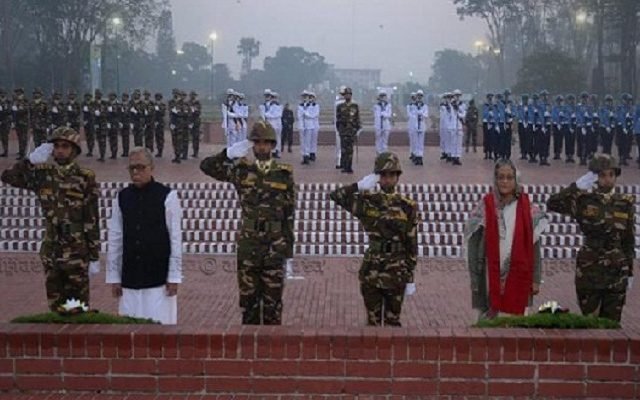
[128,146,154,167]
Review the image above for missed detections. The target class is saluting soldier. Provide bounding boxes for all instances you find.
[330,152,417,326]
[200,121,295,325]
[335,87,361,173]
[547,154,635,322]
[1,127,101,311]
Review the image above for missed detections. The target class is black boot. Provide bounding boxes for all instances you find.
[440,152,447,160]
[452,157,462,166]
[301,155,309,165]
[309,153,316,161]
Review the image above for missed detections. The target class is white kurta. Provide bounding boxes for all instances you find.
[106,189,183,324]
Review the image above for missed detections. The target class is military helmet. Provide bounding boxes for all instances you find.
[189,90,197,96]
[14,87,24,94]
[67,89,77,96]
[590,93,598,102]
[155,92,163,99]
[495,93,503,99]
[248,121,276,143]
[588,153,621,176]
[0,88,5,96]
[532,93,539,100]
[52,91,61,99]
[122,92,130,98]
[33,87,43,96]
[604,94,613,102]
[580,91,589,98]
[343,87,352,94]
[48,127,82,155]
[84,93,92,99]
[521,93,529,99]
[555,95,564,102]
[486,92,493,98]
[539,89,549,96]
[108,91,117,98]
[374,151,402,175]
[94,89,102,96]
[143,89,151,96]
[566,94,575,101]
[504,88,511,96]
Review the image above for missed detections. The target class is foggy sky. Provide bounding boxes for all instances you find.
[169,0,487,83]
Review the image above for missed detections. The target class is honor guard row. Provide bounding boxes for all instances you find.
[0,87,202,163]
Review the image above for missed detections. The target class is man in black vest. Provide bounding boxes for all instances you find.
[106,147,182,324]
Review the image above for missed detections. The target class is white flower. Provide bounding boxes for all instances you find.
[60,298,88,312]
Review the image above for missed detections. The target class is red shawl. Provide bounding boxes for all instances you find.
[484,193,534,315]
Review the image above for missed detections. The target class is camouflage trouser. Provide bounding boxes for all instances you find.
[108,125,119,157]
[95,124,107,159]
[191,122,201,157]
[33,127,47,147]
[144,124,154,152]
[576,288,626,322]
[133,125,144,147]
[83,124,95,155]
[120,126,130,156]
[171,127,184,159]
[339,133,355,170]
[360,283,405,326]
[155,123,165,155]
[237,238,285,325]
[41,254,89,312]
[0,122,9,154]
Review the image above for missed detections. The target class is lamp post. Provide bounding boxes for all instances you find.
[473,40,485,95]
[209,32,217,100]
[112,17,122,93]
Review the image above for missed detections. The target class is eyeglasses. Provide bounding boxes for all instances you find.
[496,174,515,181]
[128,164,150,172]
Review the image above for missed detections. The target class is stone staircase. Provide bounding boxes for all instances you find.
[1,182,638,259]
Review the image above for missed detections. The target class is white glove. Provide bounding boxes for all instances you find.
[130,107,138,114]
[68,106,73,111]
[606,127,611,133]
[171,107,178,114]
[106,123,111,129]
[357,173,379,191]
[107,106,113,112]
[12,105,18,111]
[129,123,134,130]
[581,127,587,135]
[188,123,194,129]
[154,106,159,111]
[226,139,252,159]
[89,261,101,276]
[52,107,58,113]
[284,258,304,280]
[628,277,634,291]
[28,143,54,164]
[404,283,416,296]
[488,124,493,130]
[170,124,176,130]
[576,171,598,191]
[94,110,100,116]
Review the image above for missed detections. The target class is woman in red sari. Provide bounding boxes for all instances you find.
[465,159,548,320]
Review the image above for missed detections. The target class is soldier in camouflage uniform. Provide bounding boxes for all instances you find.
[153,92,166,158]
[65,90,81,132]
[0,89,11,157]
[335,87,361,173]
[547,154,636,322]
[49,92,65,132]
[106,92,120,159]
[142,90,155,152]
[91,89,108,162]
[330,152,418,326]
[168,89,178,155]
[81,93,94,156]
[186,90,202,158]
[200,121,295,325]
[12,88,30,160]
[1,127,101,311]
[170,90,189,164]
[30,88,49,147]
[120,92,131,157]
[131,89,144,147]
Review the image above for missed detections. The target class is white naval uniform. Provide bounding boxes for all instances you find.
[334,98,344,166]
[222,101,240,147]
[106,190,183,325]
[297,101,311,157]
[308,101,320,155]
[373,100,392,154]
[264,101,283,152]
[412,101,429,158]
[407,102,416,156]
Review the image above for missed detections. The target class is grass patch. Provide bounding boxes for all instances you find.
[475,312,620,329]
[12,311,158,324]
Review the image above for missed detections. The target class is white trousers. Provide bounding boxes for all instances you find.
[300,129,313,156]
[413,130,425,157]
[450,128,463,158]
[119,286,177,325]
[375,128,390,154]
[311,128,319,154]
[225,127,238,148]
[335,131,341,166]
[440,126,448,154]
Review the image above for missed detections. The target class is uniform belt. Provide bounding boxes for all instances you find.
[369,240,405,254]
[243,218,282,232]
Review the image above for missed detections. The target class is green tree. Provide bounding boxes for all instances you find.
[155,9,176,90]
[237,37,260,77]
[512,48,585,93]
[427,49,481,94]
[262,46,328,99]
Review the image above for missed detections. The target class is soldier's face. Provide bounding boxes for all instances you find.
[597,169,617,192]
[495,165,517,197]
[344,92,352,101]
[379,172,399,192]
[128,153,153,187]
[252,139,275,161]
[53,140,75,164]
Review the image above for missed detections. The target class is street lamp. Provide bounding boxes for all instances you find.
[209,31,217,100]
[112,17,122,93]
[576,10,587,24]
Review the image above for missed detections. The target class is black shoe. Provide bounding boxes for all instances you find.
[301,156,309,165]
[565,157,575,163]
[181,155,187,160]
[410,154,415,161]
[540,158,550,166]
[579,158,587,166]
[86,152,93,157]
[171,157,181,163]
[155,153,162,158]
[342,169,354,174]
[16,154,24,160]
[520,155,528,160]
[484,153,489,160]
[553,154,561,160]
[417,157,424,166]
[191,153,198,158]
[288,146,292,153]
[97,157,105,162]
[473,147,477,153]
[0,152,7,157]
[110,155,117,159]
[440,153,447,160]
[528,157,537,163]
[120,153,127,157]
[273,150,280,159]
[309,153,316,161]
[452,158,462,166]
[335,165,342,169]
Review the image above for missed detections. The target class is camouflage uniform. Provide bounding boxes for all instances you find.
[168,89,177,156]
[12,88,30,159]
[330,152,418,326]
[186,91,202,158]
[0,127,100,310]
[81,93,94,156]
[131,90,144,147]
[200,121,295,325]
[65,90,81,132]
[547,155,635,322]
[335,88,361,173]
[30,88,49,147]
[142,90,155,152]
[0,89,11,156]
[49,92,65,131]
[153,93,166,157]
[91,90,108,161]
[170,91,189,163]
[120,93,131,156]
[106,92,120,159]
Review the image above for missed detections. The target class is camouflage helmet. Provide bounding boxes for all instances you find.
[555,94,564,102]
[94,88,102,97]
[84,93,92,99]
[67,89,77,96]
[155,92,163,99]
[33,87,43,96]
[143,89,151,96]
[604,94,613,102]
[566,93,576,101]
[343,86,353,94]
[374,151,402,175]
[248,121,277,143]
[48,127,82,155]
[539,89,549,96]
[580,91,589,98]
[588,153,621,176]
